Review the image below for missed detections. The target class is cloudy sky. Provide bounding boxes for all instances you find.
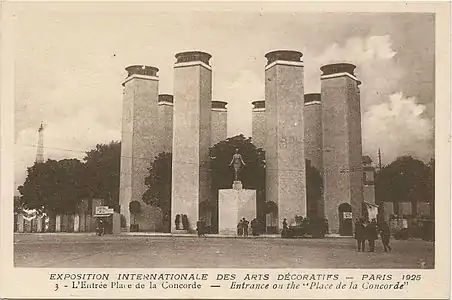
[13,6,435,191]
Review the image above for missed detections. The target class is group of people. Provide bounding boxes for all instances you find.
[354,218,392,252]
[237,218,250,236]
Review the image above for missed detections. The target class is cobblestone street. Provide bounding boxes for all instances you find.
[14,234,434,268]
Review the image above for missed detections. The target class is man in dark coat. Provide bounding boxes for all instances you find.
[243,218,249,237]
[283,218,288,230]
[354,218,366,252]
[250,218,259,236]
[196,219,206,237]
[366,219,379,252]
[237,219,243,236]
[380,221,392,252]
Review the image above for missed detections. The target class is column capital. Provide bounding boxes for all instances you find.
[125,65,159,77]
[320,63,359,82]
[252,100,265,109]
[175,51,212,65]
[265,50,303,66]
[212,101,227,110]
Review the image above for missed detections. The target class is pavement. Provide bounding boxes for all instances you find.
[14,232,350,238]
[14,233,434,268]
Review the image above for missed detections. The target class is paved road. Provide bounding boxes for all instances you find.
[14,234,434,268]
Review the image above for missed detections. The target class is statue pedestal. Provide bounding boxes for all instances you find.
[218,183,256,235]
[232,181,243,190]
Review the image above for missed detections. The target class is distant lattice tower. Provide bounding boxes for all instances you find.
[36,123,45,163]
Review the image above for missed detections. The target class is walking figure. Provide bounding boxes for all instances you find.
[366,219,378,252]
[237,219,243,236]
[242,218,249,237]
[283,218,288,230]
[196,219,206,237]
[96,219,105,236]
[380,221,392,252]
[281,218,289,238]
[354,218,366,252]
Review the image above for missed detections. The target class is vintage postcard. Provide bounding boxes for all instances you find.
[1,1,450,299]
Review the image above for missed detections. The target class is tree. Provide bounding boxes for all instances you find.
[83,141,121,211]
[306,159,323,219]
[142,152,172,232]
[375,156,431,216]
[210,135,266,232]
[14,196,25,215]
[18,159,85,215]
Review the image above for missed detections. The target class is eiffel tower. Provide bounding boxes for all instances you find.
[36,122,45,163]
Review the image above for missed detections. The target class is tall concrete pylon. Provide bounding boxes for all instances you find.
[251,100,266,149]
[304,93,324,219]
[211,101,228,146]
[264,50,306,230]
[119,65,163,232]
[158,94,174,154]
[171,51,212,232]
[321,63,364,235]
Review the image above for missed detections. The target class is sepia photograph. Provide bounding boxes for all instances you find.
[11,5,438,269]
[1,1,451,299]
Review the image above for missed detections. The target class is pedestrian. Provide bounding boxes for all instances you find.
[354,218,365,252]
[281,218,289,238]
[283,218,288,230]
[96,219,104,236]
[237,219,243,236]
[366,219,378,252]
[196,219,204,237]
[243,218,249,237]
[380,221,392,252]
[324,218,329,234]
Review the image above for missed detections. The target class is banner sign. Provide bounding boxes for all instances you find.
[343,212,352,219]
[95,206,114,215]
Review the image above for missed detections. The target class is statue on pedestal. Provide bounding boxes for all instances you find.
[229,148,246,182]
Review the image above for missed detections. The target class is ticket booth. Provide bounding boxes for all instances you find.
[93,206,120,234]
[338,203,353,236]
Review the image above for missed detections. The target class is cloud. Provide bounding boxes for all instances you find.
[363,93,434,164]
[304,35,433,164]
[304,35,403,106]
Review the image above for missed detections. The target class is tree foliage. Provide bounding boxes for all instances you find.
[18,141,121,214]
[14,196,24,215]
[142,152,172,220]
[306,159,323,218]
[82,141,121,210]
[375,155,431,216]
[18,159,85,214]
[210,134,265,191]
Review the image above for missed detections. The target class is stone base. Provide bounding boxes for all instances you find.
[172,229,189,234]
[218,188,256,236]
